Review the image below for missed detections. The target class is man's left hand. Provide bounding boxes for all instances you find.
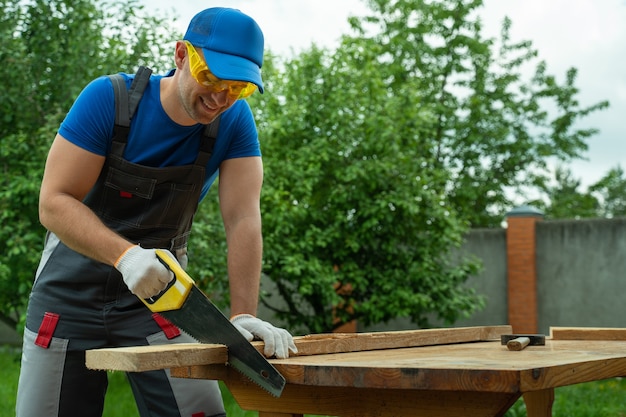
[230,314,297,359]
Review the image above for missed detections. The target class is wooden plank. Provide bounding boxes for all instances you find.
[289,325,512,356]
[86,326,510,372]
[550,327,626,341]
[85,343,227,372]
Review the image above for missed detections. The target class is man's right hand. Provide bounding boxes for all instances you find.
[115,245,175,298]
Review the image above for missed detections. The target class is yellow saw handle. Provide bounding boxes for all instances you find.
[140,249,195,312]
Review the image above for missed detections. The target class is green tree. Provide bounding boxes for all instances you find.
[359,0,607,228]
[0,0,177,329]
[526,165,626,220]
[1,0,615,337]
[186,190,230,307]
[255,47,482,333]
[590,166,626,218]
[251,0,609,333]
[529,166,600,219]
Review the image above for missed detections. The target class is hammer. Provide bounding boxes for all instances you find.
[501,334,546,351]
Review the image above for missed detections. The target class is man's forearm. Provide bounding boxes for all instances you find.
[40,192,132,265]
[38,135,133,266]
[225,216,263,317]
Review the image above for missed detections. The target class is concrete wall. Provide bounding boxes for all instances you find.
[449,228,509,328]
[536,218,626,334]
[364,216,626,334]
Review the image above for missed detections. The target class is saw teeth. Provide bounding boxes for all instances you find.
[228,362,282,397]
[156,284,285,396]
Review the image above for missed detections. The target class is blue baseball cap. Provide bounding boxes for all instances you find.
[184,8,265,93]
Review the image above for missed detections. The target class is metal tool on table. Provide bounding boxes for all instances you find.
[500,334,546,351]
[140,249,286,397]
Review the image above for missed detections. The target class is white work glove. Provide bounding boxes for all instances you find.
[230,314,298,359]
[115,245,175,299]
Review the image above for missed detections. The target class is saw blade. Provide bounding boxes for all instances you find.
[141,250,286,397]
[158,286,285,397]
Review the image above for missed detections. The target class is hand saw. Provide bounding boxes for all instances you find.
[139,249,286,397]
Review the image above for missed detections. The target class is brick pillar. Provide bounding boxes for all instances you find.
[506,205,544,334]
[333,281,357,333]
[334,318,357,333]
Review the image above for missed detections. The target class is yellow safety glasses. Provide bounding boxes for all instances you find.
[185,41,257,100]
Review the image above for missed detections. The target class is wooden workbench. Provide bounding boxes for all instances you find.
[87,326,626,417]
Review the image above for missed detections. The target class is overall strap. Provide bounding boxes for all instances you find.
[195,115,221,166]
[107,66,153,155]
[108,66,220,164]
[128,66,152,121]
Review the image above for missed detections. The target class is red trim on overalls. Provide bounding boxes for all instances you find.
[152,313,181,339]
[35,312,60,348]
[191,413,206,417]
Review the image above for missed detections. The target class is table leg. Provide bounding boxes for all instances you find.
[523,389,555,417]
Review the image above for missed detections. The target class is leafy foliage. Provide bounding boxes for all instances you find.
[254,40,483,333]
[0,0,177,328]
[187,188,230,307]
[349,0,608,228]
[589,166,626,218]
[529,166,600,219]
[249,0,611,333]
[0,117,55,328]
[0,0,617,336]
[530,165,626,220]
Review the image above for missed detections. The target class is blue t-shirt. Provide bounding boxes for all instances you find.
[58,71,261,201]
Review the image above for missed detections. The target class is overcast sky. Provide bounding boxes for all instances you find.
[143,0,626,190]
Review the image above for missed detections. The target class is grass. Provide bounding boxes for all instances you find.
[1,347,20,415]
[103,371,257,416]
[503,378,626,417]
[3,345,626,417]
[0,345,255,417]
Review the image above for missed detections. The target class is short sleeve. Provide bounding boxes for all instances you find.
[58,76,116,156]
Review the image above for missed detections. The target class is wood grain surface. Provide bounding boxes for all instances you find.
[86,325,511,372]
[550,326,626,341]
[85,326,626,417]
[85,343,227,372]
[291,325,511,356]
[172,339,626,393]
[86,326,626,392]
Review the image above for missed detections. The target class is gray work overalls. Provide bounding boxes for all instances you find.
[16,69,226,417]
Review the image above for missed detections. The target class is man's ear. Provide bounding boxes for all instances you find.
[174,41,187,69]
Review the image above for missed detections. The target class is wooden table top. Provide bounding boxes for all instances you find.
[86,326,626,417]
[87,326,626,395]
[267,339,626,393]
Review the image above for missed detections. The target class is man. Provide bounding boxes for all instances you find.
[16,7,296,417]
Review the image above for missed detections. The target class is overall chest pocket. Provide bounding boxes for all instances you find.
[98,166,197,230]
